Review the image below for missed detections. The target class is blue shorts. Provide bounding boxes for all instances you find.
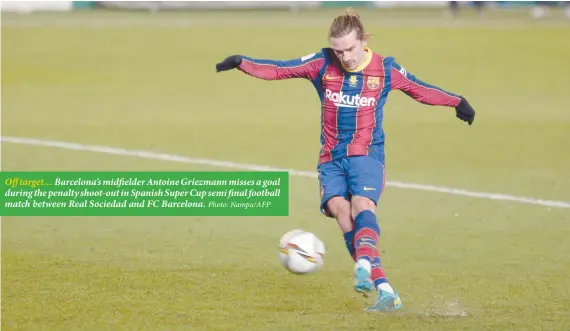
[317,156,386,218]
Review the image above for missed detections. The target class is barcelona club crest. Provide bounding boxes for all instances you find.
[367,77,380,89]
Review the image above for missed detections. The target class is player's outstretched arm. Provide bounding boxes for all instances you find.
[215,52,324,81]
[389,59,476,125]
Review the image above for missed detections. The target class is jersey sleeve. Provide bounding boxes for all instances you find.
[389,59,462,107]
[238,51,325,81]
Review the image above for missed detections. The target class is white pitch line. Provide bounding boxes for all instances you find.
[2,136,569,209]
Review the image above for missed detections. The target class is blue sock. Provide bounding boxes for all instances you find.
[343,230,355,260]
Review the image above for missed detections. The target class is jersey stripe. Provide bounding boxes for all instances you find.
[320,67,343,163]
[334,73,364,158]
[370,58,392,147]
[347,74,368,156]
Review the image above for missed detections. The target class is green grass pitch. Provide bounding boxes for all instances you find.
[2,8,570,331]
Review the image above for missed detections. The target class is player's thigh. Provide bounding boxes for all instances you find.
[345,156,386,206]
[317,161,349,217]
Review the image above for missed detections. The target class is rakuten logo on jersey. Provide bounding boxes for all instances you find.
[324,89,376,108]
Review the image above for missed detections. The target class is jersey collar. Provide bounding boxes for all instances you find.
[342,47,373,73]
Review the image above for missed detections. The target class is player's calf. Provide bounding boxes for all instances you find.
[327,196,353,233]
[325,196,355,260]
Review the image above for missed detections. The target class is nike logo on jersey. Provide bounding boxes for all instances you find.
[363,186,376,191]
[325,74,341,80]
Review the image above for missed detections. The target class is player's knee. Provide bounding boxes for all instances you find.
[350,195,376,219]
[326,196,352,232]
[326,196,349,215]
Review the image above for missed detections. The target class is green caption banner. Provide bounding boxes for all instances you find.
[0,171,289,216]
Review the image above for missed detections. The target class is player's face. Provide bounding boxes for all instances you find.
[330,30,367,71]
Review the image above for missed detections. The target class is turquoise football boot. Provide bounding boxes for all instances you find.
[353,264,374,297]
[365,288,403,312]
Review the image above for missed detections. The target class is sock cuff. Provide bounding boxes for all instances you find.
[356,209,375,218]
[354,210,378,229]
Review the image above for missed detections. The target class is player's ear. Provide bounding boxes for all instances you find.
[361,33,371,47]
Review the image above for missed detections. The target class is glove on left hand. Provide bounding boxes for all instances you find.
[216,55,243,72]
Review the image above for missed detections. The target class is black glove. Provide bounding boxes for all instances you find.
[455,97,476,126]
[216,55,242,72]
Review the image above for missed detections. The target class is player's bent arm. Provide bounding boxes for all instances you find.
[389,60,462,107]
[237,52,325,81]
[387,58,476,125]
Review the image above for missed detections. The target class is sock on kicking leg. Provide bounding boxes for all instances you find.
[354,210,380,265]
[354,210,395,294]
[371,256,395,294]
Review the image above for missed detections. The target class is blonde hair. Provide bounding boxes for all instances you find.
[328,8,368,40]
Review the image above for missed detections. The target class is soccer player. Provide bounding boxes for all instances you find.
[215,8,476,312]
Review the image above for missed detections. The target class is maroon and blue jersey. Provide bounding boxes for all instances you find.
[238,48,462,165]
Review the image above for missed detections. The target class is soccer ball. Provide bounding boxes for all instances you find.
[278,229,325,274]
